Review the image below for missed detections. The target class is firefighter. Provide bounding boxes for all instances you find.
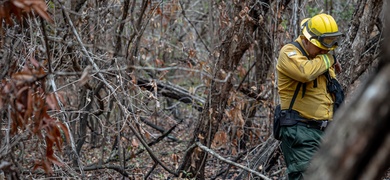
[276,13,343,180]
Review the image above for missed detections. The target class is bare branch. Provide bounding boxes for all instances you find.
[83,164,130,177]
[195,142,271,180]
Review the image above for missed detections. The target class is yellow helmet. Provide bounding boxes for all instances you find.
[302,14,343,50]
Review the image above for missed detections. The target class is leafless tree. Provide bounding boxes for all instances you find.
[0,0,387,179]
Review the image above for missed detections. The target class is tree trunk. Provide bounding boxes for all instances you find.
[178,1,260,178]
[337,0,383,94]
[240,0,272,151]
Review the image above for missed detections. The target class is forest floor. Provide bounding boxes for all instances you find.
[22,107,389,179]
[70,115,284,180]
[123,115,390,180]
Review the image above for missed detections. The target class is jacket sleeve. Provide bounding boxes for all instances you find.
[276,44,335,82]
[329,68,337,79]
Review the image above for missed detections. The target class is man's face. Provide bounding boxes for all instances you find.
[306,41,329,58]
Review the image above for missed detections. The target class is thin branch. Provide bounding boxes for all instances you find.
[0,131,30,159]
[128,120,179,176]
[179,1,210,53]
[195,142,271,180]
[126,0,151,62]
[54,65,230,83]
[56,0,131,119]
[137,117,181,143]
[39,16,52,74]
[236,61,257,91]
[83,164,130,177]
[145,163,158,179]
[114,0,131,57]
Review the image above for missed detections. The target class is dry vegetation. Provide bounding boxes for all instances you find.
[0,0,388,179]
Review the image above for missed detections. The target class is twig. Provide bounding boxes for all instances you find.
[179,1,210,53]
[128,120,179,176]
[271,168,283,176]
[88,118,181,169]
[138,116,180,141]
[145,163,158,180]
[211,147,255,180]
[0,131,30,159]
[126,0,151,63]
[58,0,182,177]
[45,4,85,177]
[83,164,129,177]
[54,65,230,83]
[236,61,257,91]
[39,16,52,74]
[56,0,131,131]
[176,143,197,174]
[114,0,131,57]
[195,142,271,180]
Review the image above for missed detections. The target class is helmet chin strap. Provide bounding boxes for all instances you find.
[309,38,318,47]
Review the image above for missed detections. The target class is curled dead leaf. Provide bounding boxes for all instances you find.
[197,134,205,140]
[0,0,54,29]
[171,154,179,164]
[132,138,139,148]
[77,66,92,87]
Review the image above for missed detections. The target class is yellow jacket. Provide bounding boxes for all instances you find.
[276,36,336,120]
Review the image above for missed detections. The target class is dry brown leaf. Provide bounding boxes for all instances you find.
[130,73,137,84]
[219,131,227,143]
[171,154,179,163]
[58,122,70,143]
[231,147,237,156]
[11,0,27,9]
[188,49,197,58]
[236,109,245,126]
[31,3,53,23]
[237,65,246,77]
[0,0,55,28]
[198,134,205,140]
[47,154,63,167]
[236,129,244,138]
[9,3,23,21]
[225,109,232,119]
[212,131,228,148]
[77,65,92,87]
[144,130,151,140]
[51,125,63,150]
[30,57,40,68]
[42,159,53,174]
[12,72,35,84]
[45,93,59,111]
[132,138,139,148]
[0,3,13,25]
[155,58,164,67]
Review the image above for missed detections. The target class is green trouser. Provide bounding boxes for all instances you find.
[280,124,323,180]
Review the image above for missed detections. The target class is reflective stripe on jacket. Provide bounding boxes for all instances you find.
[276,36,336,120]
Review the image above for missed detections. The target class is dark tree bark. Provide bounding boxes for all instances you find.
[239,0,274,152]
[337,0,383,94]
[177,1,262,178]
[305,2,389,180]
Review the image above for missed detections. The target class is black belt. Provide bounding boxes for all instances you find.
[297,120,330,131]
[279,109,331,131]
